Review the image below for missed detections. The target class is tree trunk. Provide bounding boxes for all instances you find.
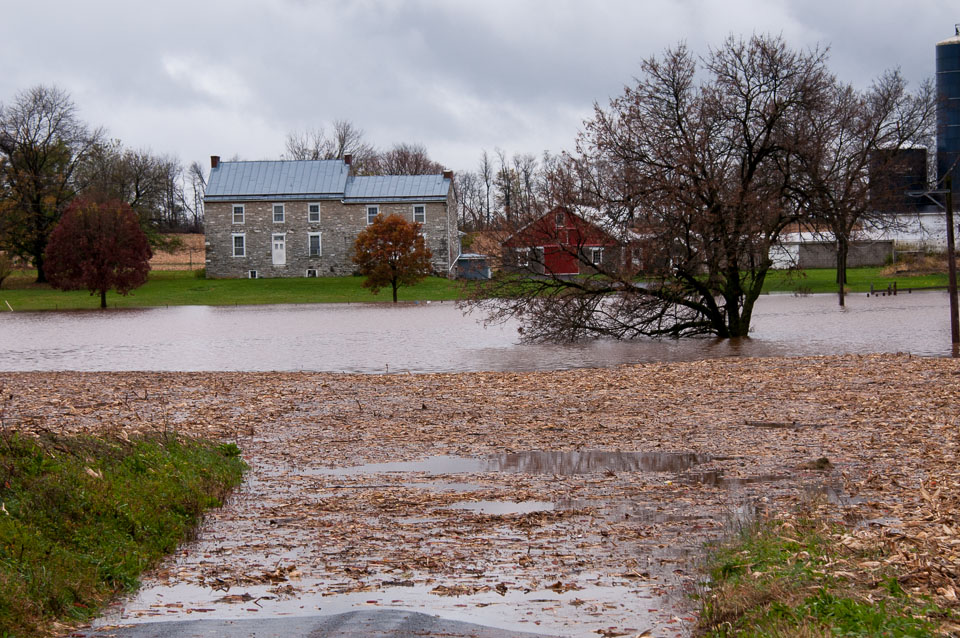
[100,289,107,309]
[836,237,848,308]
[391,280,398,303]
[34,251,47,284]
[725,311,750,338]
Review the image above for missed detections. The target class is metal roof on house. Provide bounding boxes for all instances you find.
[205,160,350,199]
[344,175,451,202]
[205,159,451,202]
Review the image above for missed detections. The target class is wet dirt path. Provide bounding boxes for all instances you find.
[3,354,959,637]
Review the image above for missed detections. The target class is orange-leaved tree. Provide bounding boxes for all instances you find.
[352,213,432,303]
[44,198,152,308]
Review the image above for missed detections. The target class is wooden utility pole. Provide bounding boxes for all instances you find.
[908,179,958,351]
[945,175,958,347]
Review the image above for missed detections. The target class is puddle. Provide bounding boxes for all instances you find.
[319,450,710,476]
[402,481,486,492]
[318,456,487,476]
[745,421,829,430]
[496,450,709,474]
[394,516,443,525]
[442,500,556,514]
[680,470,791,488]
[555,498,713,523]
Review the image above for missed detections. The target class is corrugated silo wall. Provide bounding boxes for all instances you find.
[937,37,960,187]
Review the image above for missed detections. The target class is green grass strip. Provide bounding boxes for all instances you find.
[0,433,245,636]
[761,267,949,295]
[0,267,950,311]
[697,518,951,637]
[0,270,466,311]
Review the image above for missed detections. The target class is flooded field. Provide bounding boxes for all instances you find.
[3,293,958,636]
[95,446,829,638]
[9,355,953,637]
[0,290,956,372]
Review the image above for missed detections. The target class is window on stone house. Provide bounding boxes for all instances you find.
[366,205,379,225]
[232,205,244,224]
[232,233,245,257]
[308,232,322,257]
[273,204,285,223]
[413,204,426,224]
[308,203,321,223]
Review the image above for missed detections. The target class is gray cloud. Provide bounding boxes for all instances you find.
[1,0,954,173]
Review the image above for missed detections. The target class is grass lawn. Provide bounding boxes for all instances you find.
[0,266,950,312]
[761,267,949,295]
[0,270,466,311]
[0,433,245,637]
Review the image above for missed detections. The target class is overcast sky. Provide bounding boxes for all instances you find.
[1,1,957,176]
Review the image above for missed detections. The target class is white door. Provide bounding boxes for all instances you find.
[272,234,286,265]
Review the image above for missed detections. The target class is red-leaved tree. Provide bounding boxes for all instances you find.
[44,198,152,308]
[352,214,433,303]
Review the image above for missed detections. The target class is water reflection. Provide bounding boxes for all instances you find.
[442,501,556,514]
[0,291,955,372]
[494,450,708,474]
[317,451,708,476]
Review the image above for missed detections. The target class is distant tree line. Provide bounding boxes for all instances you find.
[453,149,570,233]
[0,85,205,282]
[283,120,447,176]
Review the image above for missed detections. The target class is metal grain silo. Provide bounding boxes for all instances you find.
[937,26,960,187]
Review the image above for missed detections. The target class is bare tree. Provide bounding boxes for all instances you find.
[469,35,835,340]
[284,120,377,170]
[512,153,540,219]
[539,151,580,211]
[284,127,329,160]
[793,70,935,306]
[370,142,445,175]
[479,150,494,227]
[0,85,103,282]
[454,171,485,231]
[186,161,206,231]
[330,119,376,166]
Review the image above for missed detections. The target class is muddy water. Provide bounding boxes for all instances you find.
[94,448,847,637]
[313,451,710,476]
[92,450,763,637]
[0,290,955,372]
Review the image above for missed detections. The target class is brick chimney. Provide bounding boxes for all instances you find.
[210,155,220,169]
[442,169,453,180]
[343,153,353,166]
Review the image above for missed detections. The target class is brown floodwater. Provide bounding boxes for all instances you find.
[313,451,710,476]
[0,291,955,372]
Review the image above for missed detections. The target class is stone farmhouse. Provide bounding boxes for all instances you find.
[204,156,457,278]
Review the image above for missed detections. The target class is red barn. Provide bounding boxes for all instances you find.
[501,207,624,275]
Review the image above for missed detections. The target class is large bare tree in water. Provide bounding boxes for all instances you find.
[469,35,835,340]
